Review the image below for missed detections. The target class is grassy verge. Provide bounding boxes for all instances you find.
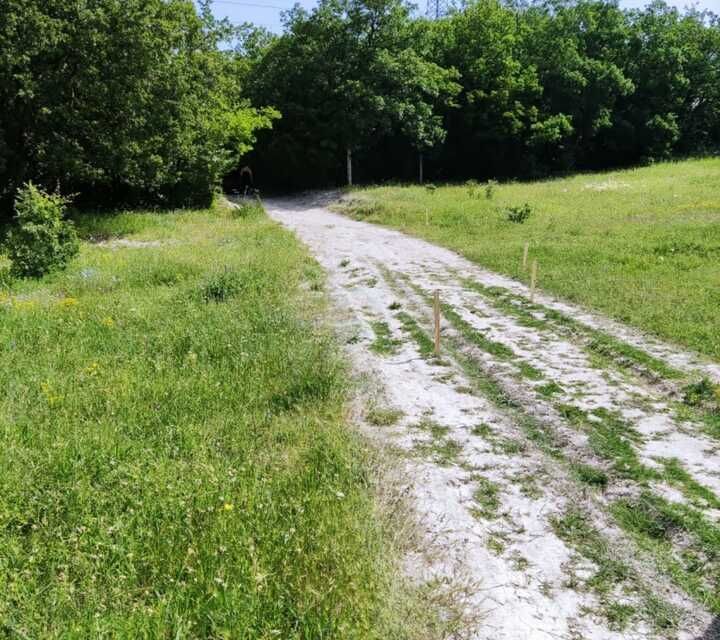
[0,201,419,638]
[339,158,720,361]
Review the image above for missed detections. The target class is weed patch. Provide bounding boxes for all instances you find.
[200,266,242,302]
[470,476,501,519]
[370,321,402,355]
[367,406,404,426]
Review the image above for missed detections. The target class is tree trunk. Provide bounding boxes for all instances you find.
[419,152,424,183]
[346,147,353,186]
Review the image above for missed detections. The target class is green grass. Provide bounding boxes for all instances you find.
[551,508,679,632]
[571,463,609,489]
[0,202,419,638]
[537,381,564,397]
[557,403,720,507]
[461,279,684,382]
[396,311,436,358]
[366,406,404,426]
[401,279,546,381]
[470,476,501,520]
[370,321,401,355]
[611,492,720,614]
[340,158,720,361]
[412,419,462,466]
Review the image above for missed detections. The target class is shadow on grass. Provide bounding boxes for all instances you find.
[698,617,720,640]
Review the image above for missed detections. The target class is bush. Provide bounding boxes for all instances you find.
[506,203,532,224]
[6,183,79,278]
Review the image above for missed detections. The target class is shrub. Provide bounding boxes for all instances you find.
[506,203,532,224]
[6,183,79,278]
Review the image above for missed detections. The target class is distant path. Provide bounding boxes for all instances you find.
[265,193,719,640]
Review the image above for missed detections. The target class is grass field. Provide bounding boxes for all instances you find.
[339,158,720,361]
[0,201,423,638]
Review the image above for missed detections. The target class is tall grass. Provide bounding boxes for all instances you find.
[0,202,414,638]
[341,158,720,360]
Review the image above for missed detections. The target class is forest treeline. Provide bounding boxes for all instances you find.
[0,0,277,220]
[242,0,720,188]
[2,0,719,214]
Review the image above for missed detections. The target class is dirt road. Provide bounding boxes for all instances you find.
[265,194,720,640]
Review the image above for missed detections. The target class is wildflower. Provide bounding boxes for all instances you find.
[13,299,37,311]
[221,502,234,512]
[40,381,61,407]
[101,316,115,328]
[84,362,100,376]
[58,297,79,308]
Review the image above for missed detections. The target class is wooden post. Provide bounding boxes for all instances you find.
[346,147,353,186]
[530,260,538,302]
[419,152,424,184]
[434,290,441,356]
[522,242,529,270]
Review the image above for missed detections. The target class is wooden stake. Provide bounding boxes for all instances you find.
[530,259,538,302]
[434,290,441,356]
[522,242,529,270]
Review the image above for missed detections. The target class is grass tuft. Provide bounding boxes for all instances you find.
[370,321,402,355]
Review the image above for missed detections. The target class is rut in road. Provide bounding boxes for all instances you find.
[264,193,720,640]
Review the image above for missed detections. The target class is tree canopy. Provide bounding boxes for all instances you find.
[244,0,460,187]
[242,0,720,187]
[0,0,277,217]
[2,0,719,203]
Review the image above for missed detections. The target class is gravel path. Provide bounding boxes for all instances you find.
[265,193,720,640]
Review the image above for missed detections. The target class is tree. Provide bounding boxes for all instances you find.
[0,0,277,217]
[521,0,634,169]
[246,0,458,188]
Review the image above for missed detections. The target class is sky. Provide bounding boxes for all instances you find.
[203,0,720,33]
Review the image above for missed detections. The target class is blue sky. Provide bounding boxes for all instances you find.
[204,0,720,33]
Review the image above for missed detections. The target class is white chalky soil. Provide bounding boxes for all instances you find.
[264,194,719,640]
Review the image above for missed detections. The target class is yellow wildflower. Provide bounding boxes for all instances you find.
[40,381,61,407]
[85,362,100,376]
[13,299,37,311]
[101,317,115,328]
[58,297,79,308]
[221,503,234,512]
